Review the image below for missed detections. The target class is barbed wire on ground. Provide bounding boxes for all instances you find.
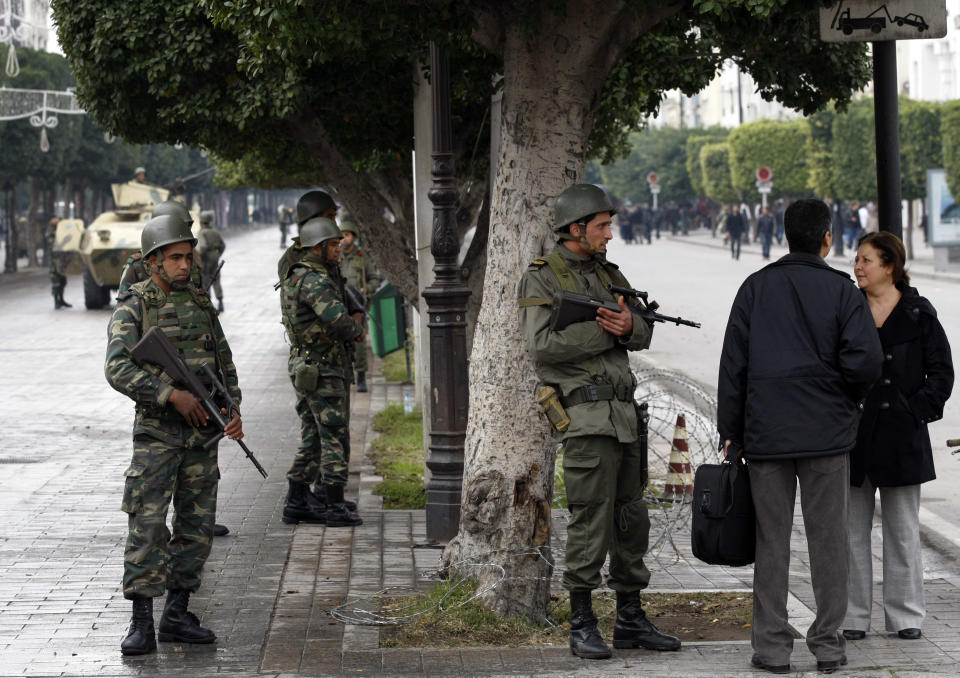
[333,366,720,627]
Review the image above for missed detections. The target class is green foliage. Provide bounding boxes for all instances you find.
[942,101,960,201]
[830,98,876,202]
[369,403,425,510]
[727,119,810,200]
[701,143,739,204]
[686,130,729,196]
[806,107,836,198]
[597,127,697,205]
[900,99,942,202]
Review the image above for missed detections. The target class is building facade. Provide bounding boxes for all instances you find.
[0,0,49,51]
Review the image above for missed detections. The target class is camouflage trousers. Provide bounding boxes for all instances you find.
[561,435,651,593]
[49,270,65,296]
[201,258,222,302]
[287,369,351,487]
[353,338,369,373]
[121,434,219,599]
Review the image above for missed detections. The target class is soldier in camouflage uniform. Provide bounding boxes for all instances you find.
[118,200,203,296]
[518,184,680,660]
[45,217,72,309]
[106,214,244,656]
[196,210,225,313]
[280,216,364,528]
[338,219,381,392]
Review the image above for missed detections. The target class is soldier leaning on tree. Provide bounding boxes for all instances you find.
[518,183,680,660]
[105,214,244,656]
[338,218,381,392]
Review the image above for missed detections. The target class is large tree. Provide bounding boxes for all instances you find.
[727,119,811,201]
[55,0,871,620]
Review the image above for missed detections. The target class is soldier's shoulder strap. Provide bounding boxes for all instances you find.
[542,252,581,294]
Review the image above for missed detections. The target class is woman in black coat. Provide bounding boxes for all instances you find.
[843,232,954,641]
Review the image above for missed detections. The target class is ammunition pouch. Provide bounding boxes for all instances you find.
[535,384,571,433]
[560,382,634,408]
[293,359,319,392]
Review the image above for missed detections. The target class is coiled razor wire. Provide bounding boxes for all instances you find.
[332,366,721,627]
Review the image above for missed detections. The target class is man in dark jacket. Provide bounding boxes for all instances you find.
[725,204,746,260]
[717,198,883,675]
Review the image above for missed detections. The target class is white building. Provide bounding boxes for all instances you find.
[0,0,49,51]
[897,0,960,101]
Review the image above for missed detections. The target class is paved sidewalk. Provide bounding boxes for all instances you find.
[2,224,960,677]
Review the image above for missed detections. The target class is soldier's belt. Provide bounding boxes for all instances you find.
[560,383,634,408]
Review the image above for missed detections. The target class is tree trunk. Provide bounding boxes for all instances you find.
[905,199,914,260]
[26,179,40,268]
[440,9,624,622]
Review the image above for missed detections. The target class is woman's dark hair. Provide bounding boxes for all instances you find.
[858,231,910,285]
[784,199,832,254]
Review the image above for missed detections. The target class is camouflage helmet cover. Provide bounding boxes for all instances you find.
[553,184,617,230]
[152,200,193,227]
[296,190,337,226]
[299,217,342,248]
[141,214,197,258]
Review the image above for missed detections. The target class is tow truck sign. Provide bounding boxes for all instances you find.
[820,1,946,42]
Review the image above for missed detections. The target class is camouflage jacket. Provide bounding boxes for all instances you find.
[105,279,241,446]
[196,227,225,264]
[118,252,203,295]
[280,252,363,378]
[340,245,381,295]
[517,243,652,443]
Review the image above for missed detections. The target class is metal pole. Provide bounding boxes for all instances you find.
[423,42,471,543]
[873,40,902,238]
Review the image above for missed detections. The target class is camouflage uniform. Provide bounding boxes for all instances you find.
[45,222,69,307]
[118,252,203,296]
[339,242,380,375]
[196,225,225,306]
[281,252,362,488]
[105,278,240,599]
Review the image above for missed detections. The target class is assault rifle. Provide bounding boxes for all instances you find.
[549,284,701,332]
[205,260,224,295]
[948,438,960,456]
[130,326,268,478]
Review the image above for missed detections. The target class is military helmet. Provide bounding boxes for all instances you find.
[199,210,215,224]
[134,166,146,176]
[339,219,358,235]
[554,184,617,230]
[152,200,193,227]
[299,217,342,248]
[296,190,337,226]
[141,214,197,258]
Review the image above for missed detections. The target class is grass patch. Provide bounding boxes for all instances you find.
[380,344,414,383]
[381,582,753,647]
[369,402,426,509]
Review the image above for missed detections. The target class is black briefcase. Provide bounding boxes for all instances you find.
[691,456,755,566]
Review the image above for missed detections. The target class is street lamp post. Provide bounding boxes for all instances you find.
[423,42,471,543]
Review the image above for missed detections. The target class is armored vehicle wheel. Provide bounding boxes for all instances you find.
[83,268,111,309]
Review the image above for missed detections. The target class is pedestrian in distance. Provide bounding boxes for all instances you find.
[279,217,365,528]
[279,205,293,249]
[717,198,883,675]
[338,218,381,393]
[725,204,746,260]
[756,205,776,260]
[518,183,680,660]
[196,210,225,313]
[843,232,954,643]
[45,217,72,309]
[106,215,245,656]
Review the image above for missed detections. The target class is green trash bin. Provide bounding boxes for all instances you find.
[368,282,406,357]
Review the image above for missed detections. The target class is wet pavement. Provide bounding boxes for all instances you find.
[2,224,960,677]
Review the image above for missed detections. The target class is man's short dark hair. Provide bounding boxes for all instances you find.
[784,199,831,255]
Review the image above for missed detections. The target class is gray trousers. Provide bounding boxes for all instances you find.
[749,454,849,664]
[844,481,924,632]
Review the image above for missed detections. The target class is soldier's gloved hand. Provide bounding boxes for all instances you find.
[222,408,244,440]
[596,295,634,337]
[170,389,209,427]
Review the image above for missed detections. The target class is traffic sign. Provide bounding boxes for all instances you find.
[647,172,659,185]
[820,1,947,42]
[756,167,772,182]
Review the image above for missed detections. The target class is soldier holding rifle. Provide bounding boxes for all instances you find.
[105,214,244,656]
[518,183,680,660]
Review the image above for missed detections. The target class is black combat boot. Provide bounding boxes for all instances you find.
[568,590,612,659]
[54,292,64,309]
[309,482,356,512]
[282,479,326,524]
[356,371,367,392]
[612,590,681,651]
[58,292,72,308]
[213,524,229,537]
[324,484,363,527]
[157,589,216,644]
[120,595,156,656]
